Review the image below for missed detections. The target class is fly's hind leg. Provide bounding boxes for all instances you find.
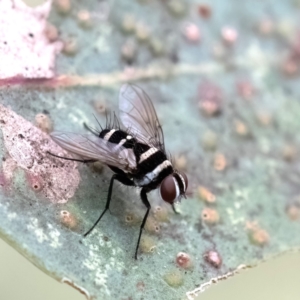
[83,174,134,237]
[134,188,151,259]
[47,151,97,164]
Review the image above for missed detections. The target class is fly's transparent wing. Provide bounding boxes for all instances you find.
[50,132,136,171]
[119,84,165,152]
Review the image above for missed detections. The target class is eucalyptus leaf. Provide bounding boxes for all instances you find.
[0,0,300,299]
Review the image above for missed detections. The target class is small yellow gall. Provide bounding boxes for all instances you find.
[54,0,71,14]
[286,204,300,221]
[92,99,109,115]
[60,210,77,229]
[121,39,137,63]
[256,112,273,127]
[174,154,187,171]
[121,15,136,34]
[213,153,227,171]
[201,208,219,225]
[234,120,250,137]
[135,23,150,42]
[35,113,53,134]
[198,186,216,203]
[163,269,183,287]
[145,216,160,234]
[140,236,156,254]
[202,131,218,151]
[149,37,165,56]
[168,0,187,17]
[63,38,78,56]
[153,206,169,222]
[282,144,297,162]
[124,211,140,226]
[77,10,93,28]
[246,222,269,246]
[250,228,269,246]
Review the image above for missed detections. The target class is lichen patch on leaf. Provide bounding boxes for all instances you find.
[80,231,125,295]
[0,104,80,203]
[26,218,63,248]
[0,0,62,79]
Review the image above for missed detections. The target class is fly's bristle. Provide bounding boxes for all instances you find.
[105,110,110,129]
[113,112,121,129]
[103,111,122,131]
[83,122,99,136]
[92,114,103,132]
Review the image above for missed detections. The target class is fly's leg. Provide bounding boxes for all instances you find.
[172,203,179,214]
[84,174,134,237]
[135,188,151,259]
[47,151,97,164]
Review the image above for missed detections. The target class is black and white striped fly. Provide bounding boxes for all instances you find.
[49,84,188,259]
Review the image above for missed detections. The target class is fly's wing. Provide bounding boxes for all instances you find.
[50,132,136,171]
[119,84,165,152]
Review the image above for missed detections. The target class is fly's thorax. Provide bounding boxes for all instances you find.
[100,128,136,149]
[98,128,138,170]
[159,171,188,204]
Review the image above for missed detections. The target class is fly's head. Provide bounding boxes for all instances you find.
[159,171,188,204]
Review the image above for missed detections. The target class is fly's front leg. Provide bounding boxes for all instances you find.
[172,203,179,214]
[84,174,134,237]
[134,188,150,259]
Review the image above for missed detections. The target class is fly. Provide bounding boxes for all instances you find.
[49,84,188,259]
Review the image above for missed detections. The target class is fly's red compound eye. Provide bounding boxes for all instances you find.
[160,175,178,204]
